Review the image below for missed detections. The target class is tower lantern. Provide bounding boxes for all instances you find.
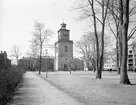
[58,22,70,41]
[61,23,66,29]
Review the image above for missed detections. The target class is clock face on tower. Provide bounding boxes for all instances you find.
[64,31,67,34]
[58,29,69,40]
[63,31,68,37]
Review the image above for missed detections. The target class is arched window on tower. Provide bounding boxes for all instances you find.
[64,46,68,52]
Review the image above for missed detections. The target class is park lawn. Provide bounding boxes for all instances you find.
[40,71,136,105]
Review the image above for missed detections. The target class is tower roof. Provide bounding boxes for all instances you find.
[60,22,66,29]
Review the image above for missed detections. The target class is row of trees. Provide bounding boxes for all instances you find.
[74,0,136,84]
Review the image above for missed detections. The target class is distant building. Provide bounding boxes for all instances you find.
[104,45,136,71]
[18,56,54,71]
[36,56,54,71]
[104,54,116,70]
[18,57,36,70]
[127,45,136,71]
[54,22,73,71]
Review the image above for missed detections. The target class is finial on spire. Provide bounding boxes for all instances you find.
[63,19,64,23]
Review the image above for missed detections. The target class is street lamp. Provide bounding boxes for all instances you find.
[45,50,48,78]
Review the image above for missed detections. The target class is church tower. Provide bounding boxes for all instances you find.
[54,22,73,71]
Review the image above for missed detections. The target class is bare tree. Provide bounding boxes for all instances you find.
[75,32,96,71]
[108,0,136,74]
[74,0,110,78]
[27,43,39,58]
[10,45,21,65]
[75,31,111,73]
[30,21,53,74]
[107,0,132,84]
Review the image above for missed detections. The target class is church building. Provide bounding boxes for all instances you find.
[54,22,73,71]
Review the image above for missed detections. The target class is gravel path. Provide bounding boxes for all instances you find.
[9,71,83,105]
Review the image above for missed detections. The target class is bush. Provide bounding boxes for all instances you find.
[0,66,25,103]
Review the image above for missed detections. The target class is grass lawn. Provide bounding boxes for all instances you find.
[39,71,136,105]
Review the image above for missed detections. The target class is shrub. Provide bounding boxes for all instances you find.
[0,66,25,103]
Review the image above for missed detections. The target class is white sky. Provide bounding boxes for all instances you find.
[0,0,89,59]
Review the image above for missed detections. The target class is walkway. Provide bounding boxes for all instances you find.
[9,72,83,105]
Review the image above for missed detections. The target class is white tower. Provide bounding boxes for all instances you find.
[54,22,73,71]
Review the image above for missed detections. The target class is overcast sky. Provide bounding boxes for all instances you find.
[0,0,89,58]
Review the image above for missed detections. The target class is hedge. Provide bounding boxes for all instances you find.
[0,66,25,104]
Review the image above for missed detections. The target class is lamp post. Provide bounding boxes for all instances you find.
[45,50,48,78]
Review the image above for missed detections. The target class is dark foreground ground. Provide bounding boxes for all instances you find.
[40,71,136,105]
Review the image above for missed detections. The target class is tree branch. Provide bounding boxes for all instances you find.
[108,19,117,38]
[128,26,136,41]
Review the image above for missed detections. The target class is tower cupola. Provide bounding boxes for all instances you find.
[61,23,66,29]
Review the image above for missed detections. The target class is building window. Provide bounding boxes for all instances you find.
[65,46,68,52]
[129,50,132,53]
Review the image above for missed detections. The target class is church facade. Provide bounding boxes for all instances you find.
[54,23,73,71]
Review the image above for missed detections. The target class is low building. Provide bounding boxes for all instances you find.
[36,56,54,71]
[18,57,36,70]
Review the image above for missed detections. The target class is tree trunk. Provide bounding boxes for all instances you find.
[88,0,100,78]
[94,17,100,78]
[96,67,102,78]
[39,55,42,74]
[120,31,131,84]
[92,59,96,72]
[98,22,105,79]
[118,0,124,76]
[120,0,131,85]
[70,68,71,74]
[39,45,42,74]
[116,39,120,74]
[95,38,100,78]
[119,36,122,74]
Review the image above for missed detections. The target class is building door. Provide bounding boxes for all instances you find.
[64,64,67,71]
